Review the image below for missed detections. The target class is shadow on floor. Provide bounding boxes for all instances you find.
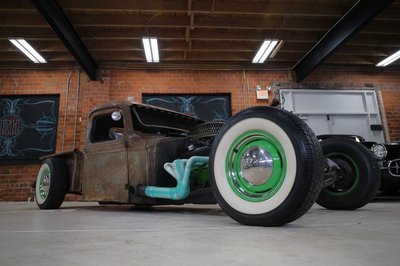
[373,190,400,202]
[60,202,226,217]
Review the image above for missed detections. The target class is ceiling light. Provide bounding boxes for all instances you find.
[142,37,159,63]
[9,38,46,63]
[252,39,280,64]
[376,50,400,67]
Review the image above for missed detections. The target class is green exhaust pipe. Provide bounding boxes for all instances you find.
[144,156,209,200]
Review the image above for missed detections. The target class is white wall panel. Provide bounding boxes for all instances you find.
[280,89,385,142]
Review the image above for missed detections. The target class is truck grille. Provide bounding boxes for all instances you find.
[388,159,400,177]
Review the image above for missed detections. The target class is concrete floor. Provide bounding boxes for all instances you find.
[0,199,399,266]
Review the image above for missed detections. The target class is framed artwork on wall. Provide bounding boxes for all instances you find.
[0,94,60,164]
[142,93,231,122]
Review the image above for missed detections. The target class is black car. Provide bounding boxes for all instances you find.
[319,135,400,194]
[362,141,400,194]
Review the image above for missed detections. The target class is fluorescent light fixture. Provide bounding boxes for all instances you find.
[9,38,46,63]
[252,39,280,64]
[142,37,159,63]
[376,50,400,67]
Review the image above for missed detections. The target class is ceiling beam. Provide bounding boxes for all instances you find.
[76,28,323,42]
[292,0,395,82]
[3,14,400,35]
[31,0,98,80]
[55,0,351,17]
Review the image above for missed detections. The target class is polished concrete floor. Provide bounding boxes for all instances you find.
[0,199,399,266]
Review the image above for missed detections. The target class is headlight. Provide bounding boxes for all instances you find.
[371,143,387,160]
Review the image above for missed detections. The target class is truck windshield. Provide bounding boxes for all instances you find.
[91,112,124,142]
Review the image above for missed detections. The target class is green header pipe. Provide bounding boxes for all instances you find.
[144,156,209,200]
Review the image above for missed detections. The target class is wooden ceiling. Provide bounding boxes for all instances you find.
[0,0,399,79]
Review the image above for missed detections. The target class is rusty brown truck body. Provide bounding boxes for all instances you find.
[42,101,211,204]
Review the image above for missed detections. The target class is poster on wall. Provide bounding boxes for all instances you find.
[0,95,60,164]
[142,93,231,122]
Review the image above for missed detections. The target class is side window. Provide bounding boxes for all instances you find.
[91,111,124,143]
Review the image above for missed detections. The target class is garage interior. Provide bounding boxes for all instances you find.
[1,0,400,265]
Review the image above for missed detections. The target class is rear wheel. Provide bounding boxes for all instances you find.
[36,158,68,209]
[317,138,381,210]
[209,107,323,226]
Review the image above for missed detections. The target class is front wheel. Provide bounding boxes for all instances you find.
[209,107,323,226]
[36,158,68,209]
[317,138,381,210]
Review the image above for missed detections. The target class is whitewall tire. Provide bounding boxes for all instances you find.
[209,107,323,226]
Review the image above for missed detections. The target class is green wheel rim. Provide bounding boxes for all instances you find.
[225,130,287,202]
[39,166,51,200]
[325,152,359,196]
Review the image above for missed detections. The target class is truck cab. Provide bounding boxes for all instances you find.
[41,101,204,205]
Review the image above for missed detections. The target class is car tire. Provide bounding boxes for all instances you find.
[317,138,381,210]
[36,158,69,209]
[190,122,224,137]
[209,106,323,226]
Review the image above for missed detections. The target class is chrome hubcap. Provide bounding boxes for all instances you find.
[240,147,274,186]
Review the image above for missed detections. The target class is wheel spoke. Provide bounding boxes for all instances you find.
[39,167,51,199]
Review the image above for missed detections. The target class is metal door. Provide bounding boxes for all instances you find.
[82,109,129,202]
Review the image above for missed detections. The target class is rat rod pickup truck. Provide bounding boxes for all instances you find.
[35,101,380,226]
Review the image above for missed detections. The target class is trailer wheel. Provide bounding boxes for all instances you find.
[209,107,323,226]
[36,158,68,209]
[317,138,381,210]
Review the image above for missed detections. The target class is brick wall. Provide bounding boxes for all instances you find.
[0,69,110,201]
[1,68,399,201]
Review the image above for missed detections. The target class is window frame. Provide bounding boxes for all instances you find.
[86,108,130,145]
